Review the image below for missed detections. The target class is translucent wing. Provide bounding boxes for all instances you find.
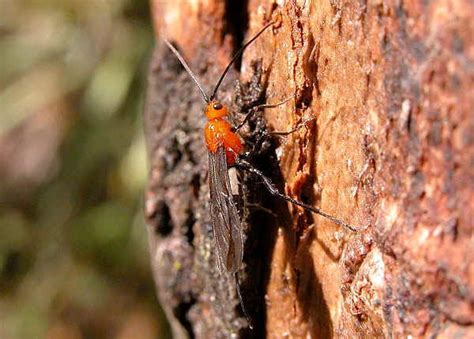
[208,146,243,274]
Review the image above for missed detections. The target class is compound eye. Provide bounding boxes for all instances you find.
[213,102,223,110]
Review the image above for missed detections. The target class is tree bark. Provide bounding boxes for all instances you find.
[144,1,473,338]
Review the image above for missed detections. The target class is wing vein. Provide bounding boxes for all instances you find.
[208,147,243,274]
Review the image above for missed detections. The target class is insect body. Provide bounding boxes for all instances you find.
[204,100,244,273]
[164,22,275,278]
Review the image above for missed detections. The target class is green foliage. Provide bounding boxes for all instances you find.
[0,0,168,338]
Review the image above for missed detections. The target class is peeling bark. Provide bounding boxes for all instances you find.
[144,1,473,338]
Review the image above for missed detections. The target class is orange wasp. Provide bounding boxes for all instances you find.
[164,21,356,328]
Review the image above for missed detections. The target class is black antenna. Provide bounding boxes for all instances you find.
[164,39,210,103]
[209,21,274,101]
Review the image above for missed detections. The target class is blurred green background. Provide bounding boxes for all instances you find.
[0,0,169,338]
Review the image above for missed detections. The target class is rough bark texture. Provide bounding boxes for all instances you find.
[144,1,473,338]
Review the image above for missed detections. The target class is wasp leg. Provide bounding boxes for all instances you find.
[235,158,357,232]
[271,117,315,136]
[233,96,293,133]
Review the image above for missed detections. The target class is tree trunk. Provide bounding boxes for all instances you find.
[144,1,473,338]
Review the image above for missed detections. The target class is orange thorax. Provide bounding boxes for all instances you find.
[204,119,243,165]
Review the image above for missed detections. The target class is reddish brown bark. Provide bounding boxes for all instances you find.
[144,1,473,338]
